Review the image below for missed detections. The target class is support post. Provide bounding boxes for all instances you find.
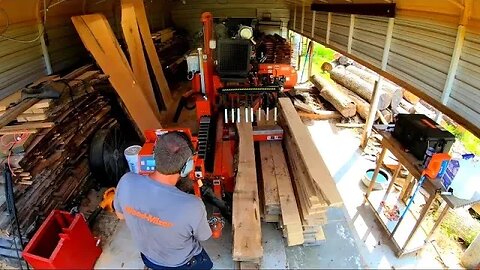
[38,24,53,75]
[462,232,480,268]
[381,18,394,71]
[293,5,297,31]
[347,15,355,53]
[311,11,316,37]
[361,79,382,148]
[326,12,332,44]
[300,4,305,34]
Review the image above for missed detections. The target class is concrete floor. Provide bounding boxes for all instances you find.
[95,119,450,269]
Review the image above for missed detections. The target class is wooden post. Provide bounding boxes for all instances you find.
[365,146,387,200]
[347,15,355,54]
[326,12,332,44]
[461,231,480,268]
[361,79,382,148]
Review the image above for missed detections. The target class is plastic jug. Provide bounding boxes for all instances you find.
[448,158,480,200]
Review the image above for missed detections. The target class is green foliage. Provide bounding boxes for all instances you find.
[311,43,335,76]
[443,124,480,156]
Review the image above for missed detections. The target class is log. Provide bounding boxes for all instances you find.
[335,83,375,121]
[330,66,391,110]
[310,75,356,118]
[399,99,415,113]
[404,90,420,105]
[298,111,342,120]
[381,108,393,123]
[345,65,403,109]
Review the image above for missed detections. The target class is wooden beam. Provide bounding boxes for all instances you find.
[120,0,161,119]
[72,14,162,134]
[0,99,39,129]
[278,98,343,207]
[311,3,396,18]
[233,118,262,262]
[131,0,173,109]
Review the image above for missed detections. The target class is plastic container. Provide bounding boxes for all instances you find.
[124,145,142,173]
[448,159,480,200]
[22,210,101,269]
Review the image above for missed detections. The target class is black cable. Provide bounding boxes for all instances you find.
[3,164,29,270]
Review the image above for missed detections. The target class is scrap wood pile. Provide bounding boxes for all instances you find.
[292,55,430,125]
[256,99,343,247]
[0,66,116,244]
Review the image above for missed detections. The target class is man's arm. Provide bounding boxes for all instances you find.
[194,206,212,241]
[113,180,125,220]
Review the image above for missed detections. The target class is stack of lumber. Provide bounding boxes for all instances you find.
[278,97,343,245]
[259,141,304,246]
[233,115,263,265]
[0,95,52,123]
[0,66,115,241]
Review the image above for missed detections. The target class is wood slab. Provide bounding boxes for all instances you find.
[278,97,343,207]
[233,118,262,262]
[259,142,280,216]
[72,14,162,133]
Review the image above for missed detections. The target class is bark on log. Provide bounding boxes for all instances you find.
[345,65,403,109]
[329,66,391,110]
[310,75,356,118]
[336,84,374,121]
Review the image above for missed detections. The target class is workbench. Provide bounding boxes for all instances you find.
[364,131,480,257]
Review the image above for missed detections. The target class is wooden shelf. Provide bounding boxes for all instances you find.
[367,190,428,255]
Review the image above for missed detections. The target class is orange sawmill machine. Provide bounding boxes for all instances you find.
[139,12,298,237]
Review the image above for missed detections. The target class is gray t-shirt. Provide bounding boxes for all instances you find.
[114,173,212,267]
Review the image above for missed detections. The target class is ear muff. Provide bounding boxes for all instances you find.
[180,156,194,177]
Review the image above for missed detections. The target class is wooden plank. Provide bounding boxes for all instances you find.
[259,142,280,215]
[278,97,343,207]
[0,122,54,134]
[120,0,161,120]
[17,113,48,122]
[131,0,173,109]
[232,118,262,262]
[297,111,342,120]
[270,142,304,246]
[72,14,162,133]
[0,99,39,129]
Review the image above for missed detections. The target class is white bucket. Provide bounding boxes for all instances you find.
[124,145,142,174]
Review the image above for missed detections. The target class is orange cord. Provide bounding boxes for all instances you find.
[1,132,29,176]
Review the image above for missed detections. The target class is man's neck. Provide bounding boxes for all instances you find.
[149,171,179,186]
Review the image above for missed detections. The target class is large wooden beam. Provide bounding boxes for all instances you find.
[72,14,162,134]
[278,97,343,207]
[259,142,281,217]
[131,0,173,109]
[233,119,262,262]
[120,0,161,119]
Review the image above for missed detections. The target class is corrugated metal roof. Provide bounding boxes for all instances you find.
[0,21,46,100]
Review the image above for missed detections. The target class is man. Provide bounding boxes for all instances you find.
[114,132,213,270]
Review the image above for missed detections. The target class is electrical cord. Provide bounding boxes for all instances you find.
[0,0,46,43]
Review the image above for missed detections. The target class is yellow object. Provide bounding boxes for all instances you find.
[99,187,116,212]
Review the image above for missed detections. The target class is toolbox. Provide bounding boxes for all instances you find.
[393,114,455,161]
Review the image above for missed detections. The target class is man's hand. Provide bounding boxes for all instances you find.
[116,211,125,220]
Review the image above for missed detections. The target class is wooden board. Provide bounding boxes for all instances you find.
[259,142,280,216]
[278,97,343,207]
[270,142,305,246]
[120,0,161,120]
[232,119,262,262]
[72,14,162,133]
[130,0,173,108]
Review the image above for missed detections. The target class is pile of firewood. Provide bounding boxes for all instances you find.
[0,66,117,248]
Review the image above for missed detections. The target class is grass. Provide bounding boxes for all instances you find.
[443,123,480,156]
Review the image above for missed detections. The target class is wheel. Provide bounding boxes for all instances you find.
[89,125,128,186]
